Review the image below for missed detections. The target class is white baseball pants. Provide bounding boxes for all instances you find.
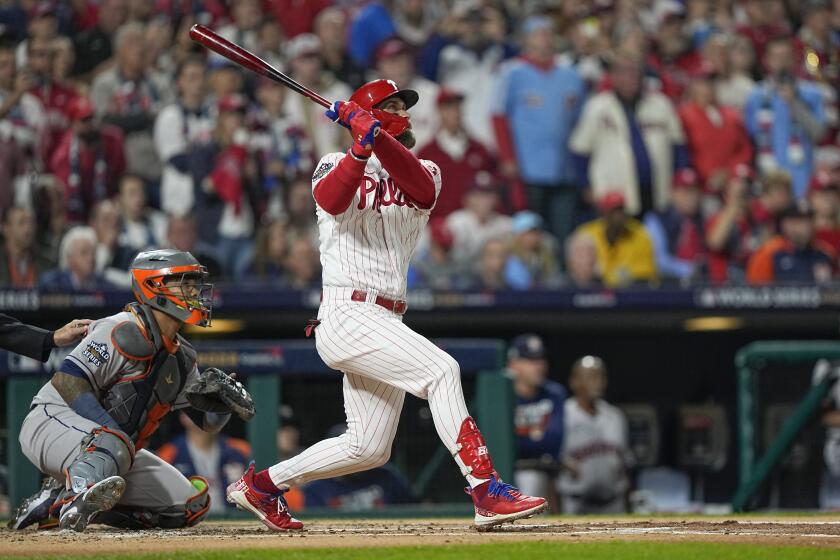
[267,288,472,487]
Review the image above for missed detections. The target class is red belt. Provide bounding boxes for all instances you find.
[350,290,408,315]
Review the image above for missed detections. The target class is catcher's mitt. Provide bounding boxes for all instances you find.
[184,367,255,421]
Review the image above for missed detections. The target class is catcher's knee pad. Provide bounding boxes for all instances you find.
[65,427,135,494]
[96,476,210,530]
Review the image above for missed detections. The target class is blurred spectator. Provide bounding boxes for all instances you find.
[417,88,495,219]
[795,0,840,83]
[647,2,702,102]
[558,13,610,87]
[51,36,81,93]
[643,169,707,283]
[144,16,176,98]
[27,35,78,158]
[573,192,657,288]
[116,174,168,254]
[39,225,112,291]
[570,52,687,217]
[155,56,214,217]
[702,33,756,110]
[250,79,315,217]
[705,166,763,283]
[315,7,366,90]
[347,1,397,68]
[392,0,445,49]
[508,334,567,503]
[506,211,561,290]
[0,38,44,189]
[743,36,826,197]
[191,94,257,278]
[207,59,245,102]
[445,174,512,263]
[282,176,319,247]
[283,33,352,155]
[166,215,224,279]
[559,356,630,515]
[277,404,303,461]
[736,0,790,62]
[437,3,515,146]
[269,0,331,40]
[254,17,284,75]
[72,0,129,79]
[245,219,287,282]
[679,67,753,193]
[562,231,601,289]
[375,38,439,151]
[91,22,168,183]
[746,202,835,284]
[471,238,511,291]
[408,219,469,290]
[491,16,585,235]
[282,237,320,289]
[90,200,133,287]
[751,169,794,238]
[48,96,126,224]
[15,1,59,69]
[819,371,840,510]
[215,0,261,57]
[158,412,251,513]
[809,169,840,254]
[0,206,53,288]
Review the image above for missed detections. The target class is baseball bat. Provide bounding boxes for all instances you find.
[189,24,331,109]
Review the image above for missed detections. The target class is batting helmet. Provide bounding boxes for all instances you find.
[349,79,418,136]
[130,249,213,327]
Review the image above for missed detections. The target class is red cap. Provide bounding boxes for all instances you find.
[673,168,699,189]
[437,88,465,105]
[30,1,56,20]
[218,94,247,113]
[729,163,755,181]
[809,169,839,193]
[598,191,626,212]
[69,96,94,121]
[375,38,411,63]
[429,219,454,250]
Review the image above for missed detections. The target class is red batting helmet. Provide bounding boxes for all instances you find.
[349,79,418,136]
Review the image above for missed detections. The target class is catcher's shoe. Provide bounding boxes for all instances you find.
[59,476,126,532]
[226,463,303,531]
[8,477,62,530]
[467,474,547,530]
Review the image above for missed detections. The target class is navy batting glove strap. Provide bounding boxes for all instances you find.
[326,101,351,129]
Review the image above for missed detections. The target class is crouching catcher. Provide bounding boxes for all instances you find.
[9,249,255,532]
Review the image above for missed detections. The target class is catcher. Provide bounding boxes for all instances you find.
[9,249,255,532]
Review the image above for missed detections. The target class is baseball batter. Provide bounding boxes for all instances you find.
[227,79,547,530]
[9,250,255,532]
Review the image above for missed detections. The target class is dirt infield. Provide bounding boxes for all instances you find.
[2,517,840,556]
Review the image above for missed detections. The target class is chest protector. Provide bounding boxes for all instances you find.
[101,302,197,449]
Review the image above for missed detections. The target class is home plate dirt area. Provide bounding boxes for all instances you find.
[2,516,840,556]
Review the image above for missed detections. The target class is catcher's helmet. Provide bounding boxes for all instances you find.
[349,79,417,136]
[130,249,213,327]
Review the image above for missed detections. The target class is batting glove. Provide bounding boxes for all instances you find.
[327,101,380,159]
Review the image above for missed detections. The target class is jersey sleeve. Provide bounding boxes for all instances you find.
[311,152,348,192]
[61,318,130,393]
[417,159,443,214]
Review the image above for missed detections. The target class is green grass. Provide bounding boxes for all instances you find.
[6,542,838,560]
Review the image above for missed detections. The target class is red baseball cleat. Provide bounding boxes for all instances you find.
[226,463,303,531]
[466,474,547,529]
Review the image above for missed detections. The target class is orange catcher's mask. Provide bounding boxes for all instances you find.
[349,79,418,137]
[130,249,213,327]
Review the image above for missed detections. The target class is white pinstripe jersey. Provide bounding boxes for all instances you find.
[312,152,442,300]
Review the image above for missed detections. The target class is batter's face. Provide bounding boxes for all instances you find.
[377,97,415,149]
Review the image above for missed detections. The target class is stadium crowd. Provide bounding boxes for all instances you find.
[1,0,840,290]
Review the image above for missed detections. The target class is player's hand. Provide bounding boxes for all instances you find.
[327,101,380,158]
[52,319,93,347]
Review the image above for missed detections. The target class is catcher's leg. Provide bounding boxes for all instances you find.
[96,450,209,529]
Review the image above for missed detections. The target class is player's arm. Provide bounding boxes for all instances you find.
[51,371,121,430]
[313,101,378,215]
[372,132,436,209]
